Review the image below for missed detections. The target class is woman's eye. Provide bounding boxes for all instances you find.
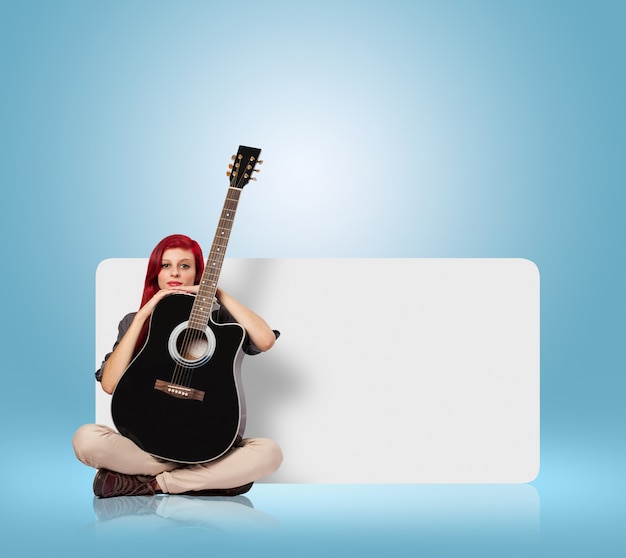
[181,264,190,269]
[161,263,170,268]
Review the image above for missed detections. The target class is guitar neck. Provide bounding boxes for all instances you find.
[188,186,242,329]
[186,145,262,330]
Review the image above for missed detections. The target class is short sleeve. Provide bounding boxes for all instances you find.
[95,312,136,382]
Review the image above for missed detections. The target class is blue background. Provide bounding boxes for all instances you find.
[1,0,624,556]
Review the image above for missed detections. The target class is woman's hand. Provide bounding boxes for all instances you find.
[101,284,274,393]
[137,286,198,319]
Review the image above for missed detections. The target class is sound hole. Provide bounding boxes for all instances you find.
[177,330,209,362]
[168,322,216,368]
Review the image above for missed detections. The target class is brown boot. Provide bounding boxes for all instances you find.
[93,469,159,498]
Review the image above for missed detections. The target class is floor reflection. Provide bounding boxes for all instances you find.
[92,492,279,536]
[89,483,539,544]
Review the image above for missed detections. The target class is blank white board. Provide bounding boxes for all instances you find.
[96,258,539,483]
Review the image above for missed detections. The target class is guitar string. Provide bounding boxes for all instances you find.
[180,163,243,387]
[172,165,234,386]
[172,155,249,389]
[180,178,237,387]
[174,212,226,388]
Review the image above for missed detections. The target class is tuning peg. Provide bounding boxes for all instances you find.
[257,160,264,165]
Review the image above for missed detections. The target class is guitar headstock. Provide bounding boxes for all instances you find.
[227,145,262,189]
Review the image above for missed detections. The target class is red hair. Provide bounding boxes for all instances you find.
[134,234,205,353]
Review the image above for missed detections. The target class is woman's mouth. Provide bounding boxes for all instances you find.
[167,281,182,287]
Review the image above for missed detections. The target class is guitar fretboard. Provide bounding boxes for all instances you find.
[188,186,242,330]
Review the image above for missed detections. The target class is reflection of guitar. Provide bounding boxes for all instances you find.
[111,146,262,464]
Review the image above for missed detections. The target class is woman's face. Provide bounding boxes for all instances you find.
[157,248,197,290]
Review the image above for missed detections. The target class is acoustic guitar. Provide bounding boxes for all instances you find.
[111,145,262,463]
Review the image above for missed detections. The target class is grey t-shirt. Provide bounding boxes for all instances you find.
[95,303,279,381]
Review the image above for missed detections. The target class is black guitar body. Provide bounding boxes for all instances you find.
[111,293,246,464]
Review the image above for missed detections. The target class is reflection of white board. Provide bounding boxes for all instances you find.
[96,258,539,483]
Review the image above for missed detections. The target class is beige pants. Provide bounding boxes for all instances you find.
[72,424,282,494]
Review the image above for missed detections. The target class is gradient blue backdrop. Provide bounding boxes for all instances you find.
[1,1,624,556]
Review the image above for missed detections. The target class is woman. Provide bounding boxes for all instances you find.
[73,234,282,498]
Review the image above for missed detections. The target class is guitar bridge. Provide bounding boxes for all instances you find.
[154,379,205,401]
